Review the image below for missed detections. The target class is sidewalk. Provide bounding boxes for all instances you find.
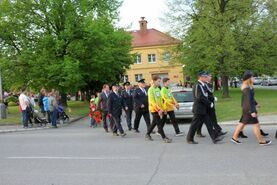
[0,116,85,134]
[220,115,277,126]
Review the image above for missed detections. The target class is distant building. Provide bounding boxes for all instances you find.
[124,17,184,85]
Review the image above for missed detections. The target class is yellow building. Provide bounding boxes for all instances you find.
[124,17,184,85]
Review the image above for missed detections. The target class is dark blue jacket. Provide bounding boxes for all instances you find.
[108,92,126,116]
[133,87,148,111]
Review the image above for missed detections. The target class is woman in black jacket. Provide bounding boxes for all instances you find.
[231,71,271,146]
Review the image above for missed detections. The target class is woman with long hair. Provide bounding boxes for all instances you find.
[231,71,271,146]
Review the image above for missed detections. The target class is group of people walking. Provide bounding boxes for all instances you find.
[94,76,183,143]
[92,70,272,146]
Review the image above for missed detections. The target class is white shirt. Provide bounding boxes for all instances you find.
[140,88,146,95]
[19,93,29,110]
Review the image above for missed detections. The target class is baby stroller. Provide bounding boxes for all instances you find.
[57,105,70,124]
[33,110,48,127]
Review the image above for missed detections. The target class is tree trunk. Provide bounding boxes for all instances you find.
[61,92,68,107]
[75,92,79,101]
[214,76,219,91]
[221,75,229,98]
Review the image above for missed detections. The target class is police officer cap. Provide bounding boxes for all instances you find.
[242,70,254,81]
[198,71,209,77]
[123,82,131,86]
[137,79,145,83]
[111,83,119,87]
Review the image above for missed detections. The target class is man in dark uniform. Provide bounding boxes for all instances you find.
[186,72,224,144]
[121,82,134,131]
[196,73,228,137]
[98,84,111,133]
[133,79,151,133]
[108,83,127,137]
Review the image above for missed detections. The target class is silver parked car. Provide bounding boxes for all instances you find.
[253,77,263,85]
[261,77,277,86]
[171,88,194,119]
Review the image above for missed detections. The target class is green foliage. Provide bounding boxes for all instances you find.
[0,0,132,94]
[165,0,277,96]
[5,96,18,104]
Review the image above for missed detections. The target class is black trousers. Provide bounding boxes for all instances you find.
[147,112,167,139]
[197,108,222,134]
[134,109,151,131]
[101,111,110,130]
[110,114,124,134]
[187,114,217,141]
[124,109,133,129]
[164,111,180,134]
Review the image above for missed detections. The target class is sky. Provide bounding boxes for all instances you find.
[118,0,168,31]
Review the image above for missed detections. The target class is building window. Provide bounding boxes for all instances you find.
[148,54,156,63]
[163,52,171,62]
[135,74,143,82]
[134,54,141,64]
[123,75,128,83]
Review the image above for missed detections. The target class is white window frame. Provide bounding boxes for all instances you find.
[148,54,156,63]
[135,54,141,64]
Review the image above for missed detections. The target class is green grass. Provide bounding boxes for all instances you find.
[214,88,277,122]
[0,89,276,125]
[0,101,89,125]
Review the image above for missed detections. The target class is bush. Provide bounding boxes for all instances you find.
[5,96,18,104]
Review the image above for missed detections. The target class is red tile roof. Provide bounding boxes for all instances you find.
[130,29,180,48]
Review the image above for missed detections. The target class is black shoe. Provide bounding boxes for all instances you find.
[238,131,248,138]
[104,128,109,133]
[275,131,277,139]
[259,140,272,146]
[145,134,153,141]
[231,138,242,144]
[134,129,140,133]
[260,129,269,137]
[176,132,184,137]
[163,137,172,143]
[187,140,198,144]
[218,131,228,136]
[128,128,132,131]
[213,135,224,144]
[120,133,127,137]
[197,133,206,138]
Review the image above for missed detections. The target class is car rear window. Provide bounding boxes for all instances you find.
[172,91,193,103]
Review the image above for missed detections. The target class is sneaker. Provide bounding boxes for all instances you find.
[121,133,127,137]
[145,134,153,141]
[231,138,242,144]
[259,140,272,146]
[156,132,161,136]
[113,133,119,136]
[163,137,172,143]
[176,132,184,137]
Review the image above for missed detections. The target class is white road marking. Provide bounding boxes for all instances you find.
[7,156,140,160]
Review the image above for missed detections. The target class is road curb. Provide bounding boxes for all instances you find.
[0,116,86,134]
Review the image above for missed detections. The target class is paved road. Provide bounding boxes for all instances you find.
[0,117,277,185]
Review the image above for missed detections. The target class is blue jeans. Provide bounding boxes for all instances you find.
[21,110,27,127]
[50,109,57,126]
[90,117,96,127]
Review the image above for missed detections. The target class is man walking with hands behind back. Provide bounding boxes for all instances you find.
[133,79,151,133]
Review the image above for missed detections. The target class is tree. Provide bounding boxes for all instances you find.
[164,0,277,97]
[0,0,133,104]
